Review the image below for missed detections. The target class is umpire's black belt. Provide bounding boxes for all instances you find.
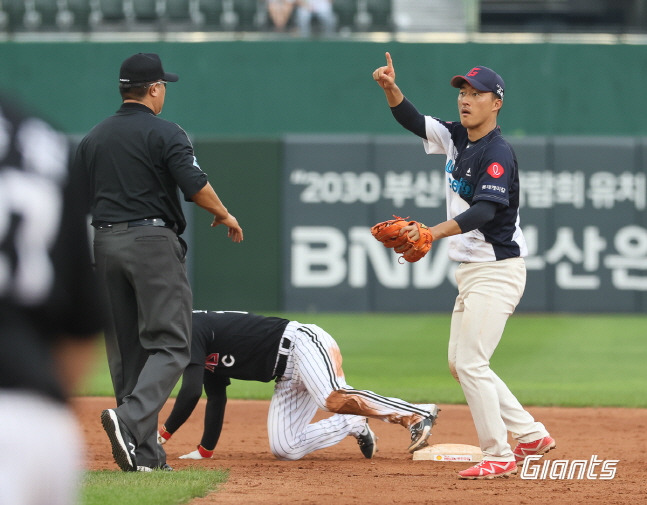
[273,335,292,380]
[94,218,178,234]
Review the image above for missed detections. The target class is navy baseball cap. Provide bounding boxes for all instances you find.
[119,53,179,87]
[450,66,504,100]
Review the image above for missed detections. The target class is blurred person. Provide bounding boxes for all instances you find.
[157,310,439,461]
[74,53,243,472]
[0,95,104,504]
[372,53,555,479]
[295,0,335,36]
[266,0,295,31]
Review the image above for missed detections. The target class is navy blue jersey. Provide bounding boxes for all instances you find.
[191,310,289,383]
[423,117,527,262]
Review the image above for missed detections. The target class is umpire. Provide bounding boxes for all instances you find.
[75,52,243,472]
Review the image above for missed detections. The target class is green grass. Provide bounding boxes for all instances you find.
[79,313,647,408]
[495,314,647,407]
[81,468,227,505]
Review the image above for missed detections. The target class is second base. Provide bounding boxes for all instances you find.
[412,443,483,462]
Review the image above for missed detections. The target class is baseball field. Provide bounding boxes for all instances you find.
[77,312,647,505]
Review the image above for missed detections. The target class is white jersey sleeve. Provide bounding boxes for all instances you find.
[423,116,454,155]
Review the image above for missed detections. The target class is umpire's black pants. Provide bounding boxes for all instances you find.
[94,223,192,468]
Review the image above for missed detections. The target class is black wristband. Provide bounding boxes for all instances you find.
[390,97,426,139]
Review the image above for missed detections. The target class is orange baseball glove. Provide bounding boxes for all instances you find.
[370,216,433,263]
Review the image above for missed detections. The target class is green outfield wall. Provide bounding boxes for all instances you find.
[0,39,644,137]
[190,138,283,311]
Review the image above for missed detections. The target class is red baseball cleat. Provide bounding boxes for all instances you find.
[458,460,518,480]
[513,436,556,465]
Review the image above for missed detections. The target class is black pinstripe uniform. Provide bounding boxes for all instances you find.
[0,94,103,503]
[0,97,103,401]
[161,311,437,460]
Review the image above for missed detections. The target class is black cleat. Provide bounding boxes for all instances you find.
[101,409,138,472]
[407,404,440,453]
[357,422,378,459]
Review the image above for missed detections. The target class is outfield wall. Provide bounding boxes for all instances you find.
[3,39,644,312]
[192,135,647,313]
[0,40,644,137]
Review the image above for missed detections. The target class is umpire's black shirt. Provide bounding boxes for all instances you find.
[75,102,207,234]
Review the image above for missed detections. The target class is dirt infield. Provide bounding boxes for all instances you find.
[74,397,646,505]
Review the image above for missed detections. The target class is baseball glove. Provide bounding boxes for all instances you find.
[371,215,433,263]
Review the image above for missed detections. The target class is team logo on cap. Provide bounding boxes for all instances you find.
[487,162,504,178]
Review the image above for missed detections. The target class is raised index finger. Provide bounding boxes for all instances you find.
[385,51,393,69]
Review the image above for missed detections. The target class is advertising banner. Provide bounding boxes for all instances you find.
[282,135,646,313]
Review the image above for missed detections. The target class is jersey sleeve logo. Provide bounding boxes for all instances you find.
[486,162,504,179]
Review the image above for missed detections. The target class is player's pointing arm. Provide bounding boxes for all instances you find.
[373,52,404,107]
[373,52,426,140]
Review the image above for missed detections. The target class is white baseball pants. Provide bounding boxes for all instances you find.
[448,257,549,462]
[268,322,435,460]
[0,391,83,505]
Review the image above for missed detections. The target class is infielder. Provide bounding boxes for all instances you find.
[157,310,439,461]
[372,53,555,479]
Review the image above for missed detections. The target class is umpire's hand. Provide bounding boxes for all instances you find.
[212,213,244,243]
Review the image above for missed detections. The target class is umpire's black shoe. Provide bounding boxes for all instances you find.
[407,404,440,453]
[101,409,138,472]
[356,422,378,459]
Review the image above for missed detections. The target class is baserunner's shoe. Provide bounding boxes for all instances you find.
[356,422,378,459]
[458,460,517,480]
[407,404,440,453]
[137,463,174,472]
[101,409,138,472]
[513,436,556,465]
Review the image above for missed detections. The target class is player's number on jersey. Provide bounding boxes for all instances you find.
[0,169,62,304]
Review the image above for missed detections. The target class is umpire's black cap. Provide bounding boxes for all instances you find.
[119,53,179,87]
[450,66,505,100]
